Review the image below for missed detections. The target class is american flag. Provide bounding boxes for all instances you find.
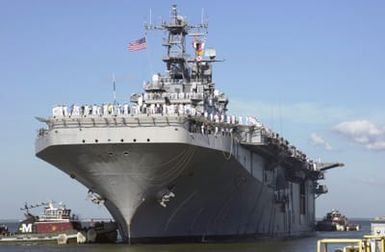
[128,37,147,52]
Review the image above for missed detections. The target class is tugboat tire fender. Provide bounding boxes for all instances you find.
[57,233,68,245]
[77,232,87,244]
[87,229,97,243]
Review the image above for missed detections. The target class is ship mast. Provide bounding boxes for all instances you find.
[145,5,207,81]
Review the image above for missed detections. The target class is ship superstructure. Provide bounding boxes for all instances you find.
[35,5,342,243]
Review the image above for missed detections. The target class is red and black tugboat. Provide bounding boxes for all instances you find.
[19,201,82,235]
[317,209,360,232]
[0,201,117,244]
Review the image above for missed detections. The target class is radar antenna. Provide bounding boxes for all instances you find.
[145,4,208,81]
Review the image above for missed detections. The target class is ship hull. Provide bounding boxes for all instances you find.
[36,119,316,242]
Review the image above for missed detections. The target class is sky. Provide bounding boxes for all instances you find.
[0,0,384,219]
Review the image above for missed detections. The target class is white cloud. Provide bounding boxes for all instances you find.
[334,120,385,151]
[366,141,385,150]
[310,133,332,150]
[335,120,383,137]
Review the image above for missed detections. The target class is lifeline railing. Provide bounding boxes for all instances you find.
[317,236,385,252]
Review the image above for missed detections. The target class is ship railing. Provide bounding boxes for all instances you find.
[143,76,189,87]
[44,111,248,137]
[142,92,204,101]
[122,91,206,104]
[317,238,364,252]
[38,114,237,141]
[144,82,165,91]
[80,217,115,223]
[155,77,185,85]
[140,91,226,104]
[46,113,233,128]
[50,103,228,121]
[49,105,266,132]
[46,114,188,129]
[317,236,385,252]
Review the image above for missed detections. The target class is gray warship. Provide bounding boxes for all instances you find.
[35,5,342,243]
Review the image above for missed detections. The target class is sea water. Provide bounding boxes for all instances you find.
[0,220,370,252]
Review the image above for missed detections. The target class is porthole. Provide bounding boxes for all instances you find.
[121,139,124,142]
[133,139,137,142]
[147,138,150,142]
[82,140,85,143]
[95,139,98,143]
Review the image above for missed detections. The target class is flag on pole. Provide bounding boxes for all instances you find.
[128,37,147,52]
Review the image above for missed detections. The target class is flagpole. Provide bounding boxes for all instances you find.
[112,73,116,105]
[145,33,153,76]
[150,8,152,26]
[201,8,204,25]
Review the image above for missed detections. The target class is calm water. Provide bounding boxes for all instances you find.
[0,220,371,252]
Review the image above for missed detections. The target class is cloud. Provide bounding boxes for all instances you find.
[310,133,332,150]
[334,120,385,150]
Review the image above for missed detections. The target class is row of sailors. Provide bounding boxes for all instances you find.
[52,104,202,118]
[52,104,260,126]
[142,92,205,101]
[138,104,260,126]
[260,129,309,164]
[135,104,239,124]
[189,122,234,136]
[52,104,130,117]
[134,103,198,116]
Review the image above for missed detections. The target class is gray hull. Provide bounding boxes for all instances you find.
[36,116,316,242]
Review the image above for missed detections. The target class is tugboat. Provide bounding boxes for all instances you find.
[317,209,360,231]
[0,201,117,244]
